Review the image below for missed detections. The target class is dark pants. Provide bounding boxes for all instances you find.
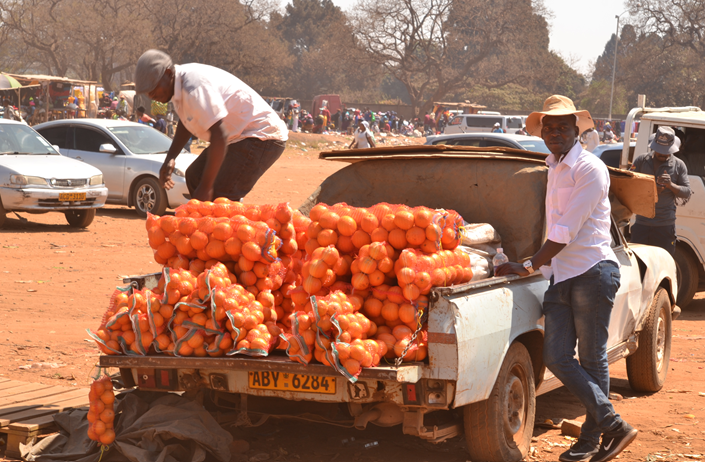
[543,261,622,445]
[630,223,676,256]
[186,137,286,201]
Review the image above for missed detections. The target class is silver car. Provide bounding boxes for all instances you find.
[0,119,108,228]
[35,119,198,217]
[425,132,551,154]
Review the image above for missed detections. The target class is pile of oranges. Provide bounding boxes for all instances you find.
[87,376,115,446]
[92,199,475,379]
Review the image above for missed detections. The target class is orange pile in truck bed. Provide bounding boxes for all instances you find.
[90,198,473,382]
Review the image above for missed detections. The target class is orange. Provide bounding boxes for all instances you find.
[441,226,457,245]
[159,215,177,234]
[99,408,115,423]
[388,229,408,250]
[344,358,361,376]
[333,255,352,276]
[394,210,415,230]
[381,214,397,231]
[212,222,233,241]
[156,242,176,260]
[406,227,426,247]
[414,209,434,228]
[319,211,340,230]
[304,238,320,256]
[368,269,385,287]
[307,221,323,240]
[93,420,106,436]
[425,224,443,242]
[414,271,432,290]
[309,259,328,278]
[240,271,257,286]
[351,273,370,290]
[147,226,166,248]
[370,227,388,243]
[403,283,420,301]
[387,286,405,304]
[321,246,340,266]
[392,324,413,340]
[224,237,243,256]
[397,267,416,285]
[198,201,215,216]
[242,241,262,262]
[381,302,399,322]
[236,224,255,242]
[336,235,354,254]
[377,257,394,273]
[317,229,338,247]
[420,239,438,254]
[213,202,231,217]
[399,304,417,324]
[351,230,371,248]
[206,239,226,259]
[178,217,198,236]
[303,275,322,294]
[368,242,387,260]
[337,215,357,236]
[309,203,328,221]
[361,213,379,234]
[175,236,194,256]
[358,256,377,274]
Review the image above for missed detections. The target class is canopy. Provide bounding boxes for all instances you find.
[0,73,21,90]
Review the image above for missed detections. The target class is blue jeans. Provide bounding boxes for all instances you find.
[186,137,285,201]
[543,260,622,445]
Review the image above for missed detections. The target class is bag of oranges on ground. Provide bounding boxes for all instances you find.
[87,371,116,449]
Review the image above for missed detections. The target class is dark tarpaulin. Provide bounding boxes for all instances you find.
[22,391,232,462]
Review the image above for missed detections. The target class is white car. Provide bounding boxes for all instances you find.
[0,120,108,228]
[35,119,197,217]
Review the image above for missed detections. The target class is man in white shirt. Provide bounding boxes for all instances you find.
[496,95,637,462]
[134,49,288,202]
[581,127,600,152]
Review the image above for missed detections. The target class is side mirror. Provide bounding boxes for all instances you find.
[99,143,118,154]
[52,145,61,152]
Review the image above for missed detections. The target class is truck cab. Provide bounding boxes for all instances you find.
[621,106,705,307]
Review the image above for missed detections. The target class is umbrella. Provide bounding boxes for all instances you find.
[0,73,21,90]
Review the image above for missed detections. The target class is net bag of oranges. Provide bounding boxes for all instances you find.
[87,372,116,449]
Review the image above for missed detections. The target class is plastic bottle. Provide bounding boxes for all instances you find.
[492,248,509,272]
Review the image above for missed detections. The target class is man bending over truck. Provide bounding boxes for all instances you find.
[134,49,288,202]
[496,95,637,462]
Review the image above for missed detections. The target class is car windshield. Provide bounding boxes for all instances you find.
[0,124,58,155]
[518,140,551,154]
[107,125,174,154]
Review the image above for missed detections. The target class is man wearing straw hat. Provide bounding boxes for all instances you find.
[496,95,637,462]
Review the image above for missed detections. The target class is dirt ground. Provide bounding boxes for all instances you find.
[1,132,704,461]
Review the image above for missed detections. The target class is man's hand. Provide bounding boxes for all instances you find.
[657,172,673,191]
[494,262,529,277]
[191,184,214,202]
[160,158,176,190]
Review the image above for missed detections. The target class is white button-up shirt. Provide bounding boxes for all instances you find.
[544,141,618,283]
[171,63,288,145]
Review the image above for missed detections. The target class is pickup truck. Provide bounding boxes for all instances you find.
[101,145,678,462]
[621,105,705,308]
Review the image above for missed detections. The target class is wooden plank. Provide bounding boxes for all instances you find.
[0,381,31,392]
[8,414,56,432]
[0,393,88,427]
[0,378,11,383]
[0,386,76,407]
[0,383,49,397]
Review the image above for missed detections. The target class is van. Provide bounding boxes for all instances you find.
[443,114,525,134]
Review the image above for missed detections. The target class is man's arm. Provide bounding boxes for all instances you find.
[659,161,691,199]
[191,120,226,202]
[495,240,566,277]
[159,120,193,190]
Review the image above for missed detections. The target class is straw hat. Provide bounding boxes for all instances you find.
[526,95,593,137]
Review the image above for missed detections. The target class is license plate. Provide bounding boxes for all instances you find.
[248,371,336,394]
[59,192,86,201]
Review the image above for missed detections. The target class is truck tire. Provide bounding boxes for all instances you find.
[626,288,672,393]
[674,245,698,308]
[133,177,168,218]
[464,342,535,462]
[65,209,96,228]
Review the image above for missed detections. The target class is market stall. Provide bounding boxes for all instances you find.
[8,74,99,123]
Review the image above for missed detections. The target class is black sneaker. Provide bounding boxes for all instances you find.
[559,439,600,462]
[590,422,638,462]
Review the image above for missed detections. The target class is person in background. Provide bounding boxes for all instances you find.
[320,105,331,130]
[630,126,691,256]
[110,97,118,111]
[348,120,376,149]
[117,95,129,117]
[602,123,616,143]
[135,106,156,125]
[581,126,600,152]
[491,122,504,133]
[497,95,638,462]
[135,49,287,202]
[515,125,528,135]
[291,101,300,132]
[154,114,167,134]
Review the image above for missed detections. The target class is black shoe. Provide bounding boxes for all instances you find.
[559,439,600,462]
[590,422,638,462]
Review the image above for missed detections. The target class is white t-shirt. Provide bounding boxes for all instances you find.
[585,129,600,152]
[354,129,372,148]
[171,63,288,144]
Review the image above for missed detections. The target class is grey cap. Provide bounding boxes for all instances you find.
[649,126,681,155]
[134,49,173,94]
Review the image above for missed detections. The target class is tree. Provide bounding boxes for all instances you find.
[349,0,558,116]
[628,0,705,58]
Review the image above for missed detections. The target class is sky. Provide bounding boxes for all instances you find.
[308,0,631,76]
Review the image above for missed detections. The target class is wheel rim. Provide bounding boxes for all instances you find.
[503,366,528,443]
[656,310,666,373]
[136,184,157,213]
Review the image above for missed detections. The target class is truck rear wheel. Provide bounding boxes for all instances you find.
[464,342,535,462]
[674,245,698,308]
[626,288,672,392]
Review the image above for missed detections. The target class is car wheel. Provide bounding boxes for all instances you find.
[626,288,672,393]
[133,177,167,218]
[64,209,96,228]
[464,342,535,462]
[674,245,698,308]
[0,198,6,229]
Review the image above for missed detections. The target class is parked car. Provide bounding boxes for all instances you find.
[442,114,525,135]
[34,119,197,217]
[425,133,551,154]
[590,142,636,168]
[0,119,108,228]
